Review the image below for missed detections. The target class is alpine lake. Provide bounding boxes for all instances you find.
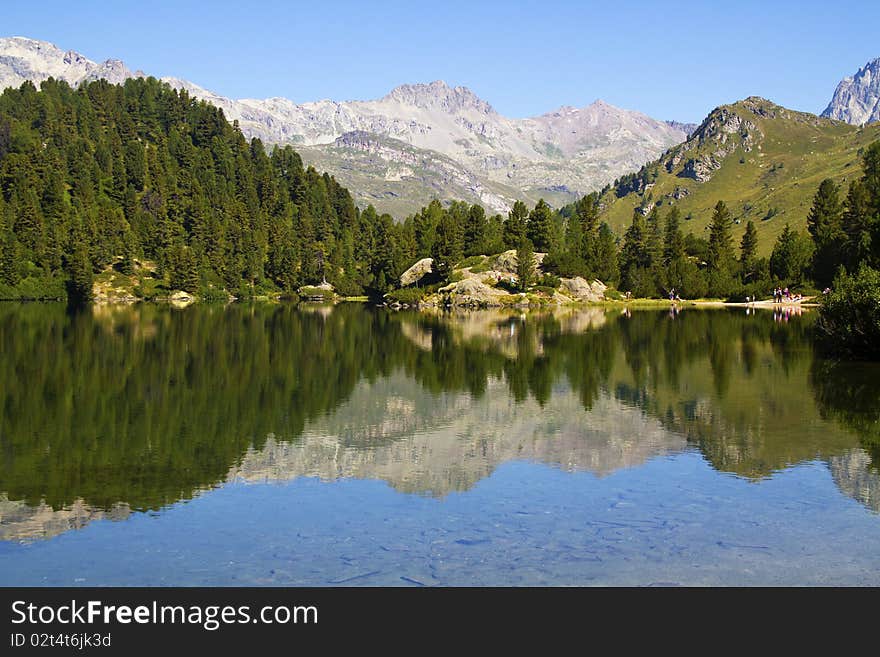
[1,301,879,586]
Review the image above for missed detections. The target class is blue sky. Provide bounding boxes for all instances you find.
[4,0,879,122]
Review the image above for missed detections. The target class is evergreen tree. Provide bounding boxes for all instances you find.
[620,210,651,295]
[594,223,619,284]
[503,200,528,249]
[370,214,397,294]
[645,207,664,269]
[770,224,813,285]
[515,238,536,291]
[431,207,463,279]
[526,199,554,251]
[663,207,685,265]
[415,200,443,257]
[463,203,487,256]
[483,214,505,255]
[707,200,734,271]
[842,180,873,271]
[575,193,600,266]
[739,220,759,281]
[168,244,200,293]
[807,179,846,287]
[67,222,93,304]
[706,200,737,297]
[0,209,19,286]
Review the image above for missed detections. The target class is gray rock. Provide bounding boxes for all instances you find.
[822,58,880,125]
[400,257,434,287]
[559,277,606,302]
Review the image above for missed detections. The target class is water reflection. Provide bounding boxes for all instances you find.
[1,302,879,542]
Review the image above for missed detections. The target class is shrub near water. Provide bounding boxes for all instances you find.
[817,266,880,359]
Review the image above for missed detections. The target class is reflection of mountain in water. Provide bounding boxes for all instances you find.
[231,375,687,495]
[2,302,880,541]
[0,495,131,542]
[828,451,880,513]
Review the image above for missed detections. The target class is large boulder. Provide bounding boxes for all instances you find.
[400,257,434,287]
[559,277,606,302]
[438,278,511,307]
[492,250,519,274]
[490,250,547,274]
[297,282,335,300]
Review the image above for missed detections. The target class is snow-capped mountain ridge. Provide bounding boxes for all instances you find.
[0,36,687,214]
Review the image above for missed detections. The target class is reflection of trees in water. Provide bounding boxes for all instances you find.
[2,302,877,523]
[810,359,880,470]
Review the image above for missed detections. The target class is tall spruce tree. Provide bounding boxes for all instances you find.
[594,223,619,284]
[739,220,759,281]
[707,201,734,271]
[807,179,846,287]
[526,199,554,251]
[431,208,463,279]
[515,238,536,292]
[770,224,813,285]
[463,203,487,256]
[503,200,528,250]
[663,207,685,265]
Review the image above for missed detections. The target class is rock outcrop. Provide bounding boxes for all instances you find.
[559,277,607,302]
[822,58,880,125]
[400,257,434,287]
[437,277,515,307]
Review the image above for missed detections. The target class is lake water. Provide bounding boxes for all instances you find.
[1,302,879,586]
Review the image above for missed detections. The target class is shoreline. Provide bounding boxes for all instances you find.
[0,296,820,310]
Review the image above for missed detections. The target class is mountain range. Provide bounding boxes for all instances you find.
[1,36,878,222]
[0,36,689,215]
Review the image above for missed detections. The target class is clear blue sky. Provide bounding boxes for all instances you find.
[5,0,879,122]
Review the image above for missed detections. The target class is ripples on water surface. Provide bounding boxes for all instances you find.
[1,303,879,585]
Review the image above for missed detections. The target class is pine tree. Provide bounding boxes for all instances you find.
[168,244,200,293]
[526,199,554,251]
[707,200,734,271]
[67,222,93,304]
[739,220,759,281]
[0,208,19,286]
[842,180,873,271]
[594,223,619,284]
[807,179,845,287]
[415,200,443,257]
[515,238,536,291]
[770,224,813,285]
[575,193,600,266]
[645,207,664,268]
[431,208,463,279]
[620,210,651,294]
[503,200,528,249]
[663,207,685,265]
[463,204,487,256]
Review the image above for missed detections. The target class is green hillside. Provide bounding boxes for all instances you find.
[599,97,880,255]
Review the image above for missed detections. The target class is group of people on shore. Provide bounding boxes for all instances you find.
[772,287,802,303]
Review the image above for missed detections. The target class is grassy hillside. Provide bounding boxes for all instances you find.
[599,97,880,255]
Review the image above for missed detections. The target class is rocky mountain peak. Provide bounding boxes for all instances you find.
[0,35,688,215]
[822,57,880,125]
[383,80,495,115]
